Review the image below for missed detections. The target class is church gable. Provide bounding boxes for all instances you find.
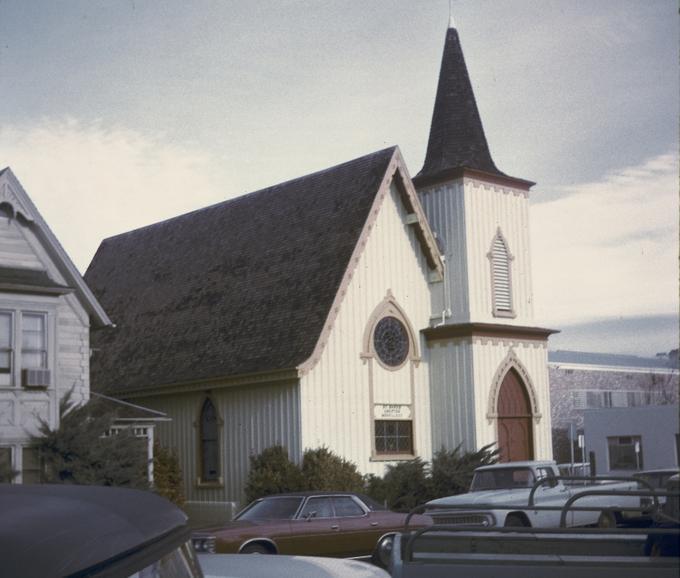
[86,147,441,395]
[298,155,440,471]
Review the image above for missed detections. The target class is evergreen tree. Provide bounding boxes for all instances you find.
[430,443,499,498]
[153,440,185,508]
[31,390,148,488]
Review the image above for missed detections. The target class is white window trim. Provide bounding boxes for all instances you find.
[0,302,55,390]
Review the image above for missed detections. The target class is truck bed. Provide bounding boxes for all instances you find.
[390,527,680,578]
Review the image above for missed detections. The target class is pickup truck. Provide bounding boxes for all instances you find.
[373,474,679,578]
[425,460,643,528]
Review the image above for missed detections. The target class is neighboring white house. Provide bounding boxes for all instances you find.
[85,20,556,519]
[0,167,112,482]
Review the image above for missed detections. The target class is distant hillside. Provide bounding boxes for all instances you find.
[546,314,678,358]
[548,350,678,370]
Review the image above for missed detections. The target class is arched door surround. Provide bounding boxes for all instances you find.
[486,351,541,462]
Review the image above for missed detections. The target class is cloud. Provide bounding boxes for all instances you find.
[0,119,232,273]
[531,152,679,325]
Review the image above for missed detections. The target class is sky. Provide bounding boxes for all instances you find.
[0,0,677,357]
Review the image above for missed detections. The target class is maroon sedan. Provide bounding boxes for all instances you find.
[192,492,430,558]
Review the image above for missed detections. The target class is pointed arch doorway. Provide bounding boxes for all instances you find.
[497,368,534,462]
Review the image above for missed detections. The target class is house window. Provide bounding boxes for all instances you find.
[0,312,12,386]
[22,447,42,484]
[0,311,49,387]
[608,436,643,470]
[375,420,413,455]
[489,232,514,316]
[199,398,220,483]
[21,313,47,369]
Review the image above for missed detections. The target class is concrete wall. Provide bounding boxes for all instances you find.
[583,405,679,475]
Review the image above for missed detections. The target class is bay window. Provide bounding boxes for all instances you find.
[0,309,49,387]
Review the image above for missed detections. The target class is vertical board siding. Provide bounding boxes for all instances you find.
[427,339,477,451]
[136,380,300,506]
[419,179,534,325]
[419,182,470,322]
[464,179,534,323]
[300,182,433,477]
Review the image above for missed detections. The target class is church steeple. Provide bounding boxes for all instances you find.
[415,20,506,186]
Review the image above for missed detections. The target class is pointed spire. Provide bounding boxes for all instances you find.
[448,0,456,29]
[415,24,505,185]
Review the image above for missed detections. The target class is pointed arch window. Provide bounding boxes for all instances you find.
[489,231,514,317]
[199,398,220,483]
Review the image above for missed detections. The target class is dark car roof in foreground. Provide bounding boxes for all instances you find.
[0,484,189,578]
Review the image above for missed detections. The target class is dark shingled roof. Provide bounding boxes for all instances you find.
[415,26,505,184]
[85,147,397,394]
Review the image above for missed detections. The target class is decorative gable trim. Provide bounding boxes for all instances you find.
[297,147,443,376]
[486,349,542,424]
[0,176,35,222]
[0,168,111,327]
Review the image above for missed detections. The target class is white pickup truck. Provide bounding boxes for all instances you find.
[425,460,643,528]
[373,473,679,578]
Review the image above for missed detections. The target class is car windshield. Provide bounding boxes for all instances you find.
[236,497,304,521]
[471,467,536,491]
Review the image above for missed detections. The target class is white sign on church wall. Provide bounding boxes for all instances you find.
[374,404,411,420]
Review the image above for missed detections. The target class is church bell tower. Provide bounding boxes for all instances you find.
[416,17,556,462]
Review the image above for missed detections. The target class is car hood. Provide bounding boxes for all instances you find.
[427,489,529,508]
[200,554,390,578]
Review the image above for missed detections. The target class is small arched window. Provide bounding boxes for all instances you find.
[199,398,220,482]
[489,231,514,316]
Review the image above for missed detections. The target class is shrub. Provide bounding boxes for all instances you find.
[153,441,185,508]
[430,443,499,498]
[363,473,389,507]
[300,447,364,493]
[244,445,303,502]
[380,458,431,512]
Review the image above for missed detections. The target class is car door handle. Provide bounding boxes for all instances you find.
[370,522,378,526]
[331,525,339,531]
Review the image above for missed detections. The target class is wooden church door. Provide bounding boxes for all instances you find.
[497,368,534,462]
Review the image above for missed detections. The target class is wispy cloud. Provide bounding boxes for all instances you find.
[0,119,232,272]
[531,152,678,325]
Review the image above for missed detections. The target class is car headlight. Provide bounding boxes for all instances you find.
[192,536,216,553]
[374,534,395,568]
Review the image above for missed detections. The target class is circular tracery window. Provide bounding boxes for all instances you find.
[373,316,409,367]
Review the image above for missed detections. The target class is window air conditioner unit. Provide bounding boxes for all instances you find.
[22,368,51,388]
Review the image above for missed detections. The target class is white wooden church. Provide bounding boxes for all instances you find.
[85,20,556,516]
